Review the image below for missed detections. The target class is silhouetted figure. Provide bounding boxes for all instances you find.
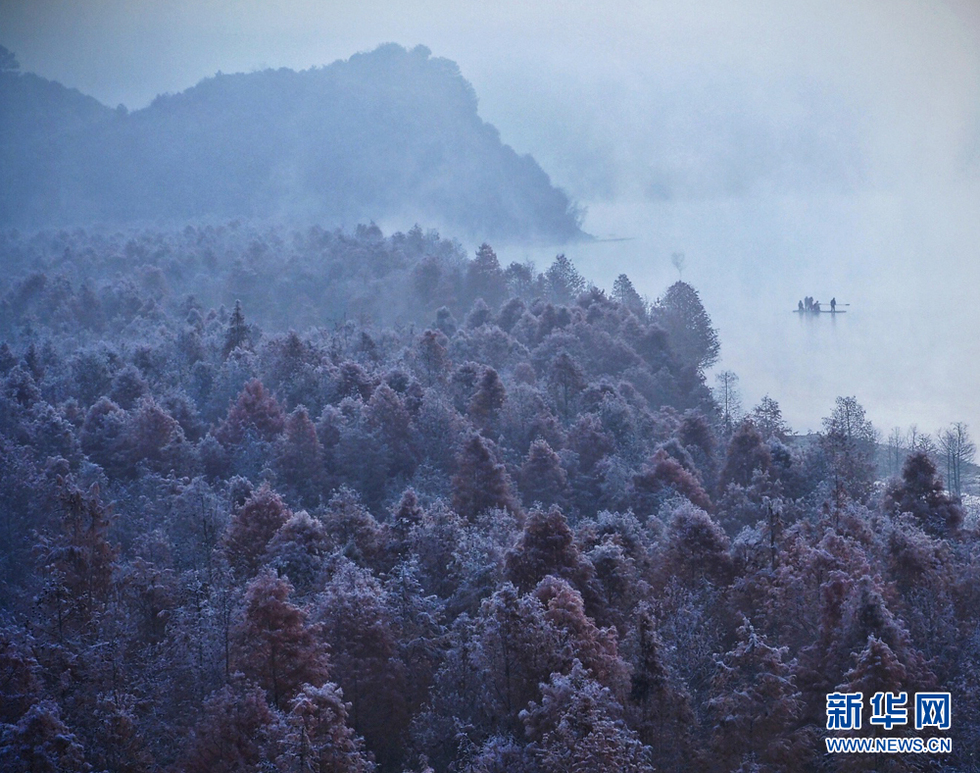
[798,300,804,312]
[830,297,837,313]
[813,300,821,312]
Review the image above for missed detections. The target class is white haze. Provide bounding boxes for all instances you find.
[3,0,979,437]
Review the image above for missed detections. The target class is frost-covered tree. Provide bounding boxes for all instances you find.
[612,273,646,318]
[223,299,252,359]
[936,422,975,498]
[713,370,742,436]
[521,661,649,773]
[544,254,585,303]
[35,483,117,641]
[232,571,330,710]
[468,244,507,308]
[518,439,567,509]
[0,700,88,773]
[719,419,772,492]
[708,617,810,772]
[282,683,375,773]
[821,396,879,504]
[505,507,595,596]
[315,560,408,769]
[223,484,291,578]
[180,683,286,773]
[883,451,964,536]
[215,378,285,446]
[652,281,720,373]
[752,395,790,441]
[452,434,518,520]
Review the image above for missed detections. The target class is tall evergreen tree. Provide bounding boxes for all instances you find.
[223,300,251,359]
[545,254,586,304]
[232,571,330,711]
[652,281,720,373]
[452,434,518,520]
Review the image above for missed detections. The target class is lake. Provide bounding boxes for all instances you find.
[497,189,980,439]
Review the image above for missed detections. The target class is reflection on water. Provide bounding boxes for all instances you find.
[496,193,980,436]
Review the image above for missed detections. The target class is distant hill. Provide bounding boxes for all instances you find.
[0,44,585,242]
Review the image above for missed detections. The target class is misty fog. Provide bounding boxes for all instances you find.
[492,189,980,437]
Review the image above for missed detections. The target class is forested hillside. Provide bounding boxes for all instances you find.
[0,222,977,772]
[0,45,583,242]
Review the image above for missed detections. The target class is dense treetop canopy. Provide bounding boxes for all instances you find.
[0,219,976,772]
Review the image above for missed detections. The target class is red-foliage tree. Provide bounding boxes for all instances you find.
[215,379,285,446]
[180,683,286,773]
[452,434,518,520]
[223,484,291,578]
[282,682,375,773]
[231,571,330,710]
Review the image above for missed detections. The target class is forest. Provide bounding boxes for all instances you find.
[0,44,583,243]
[0,220,977,772]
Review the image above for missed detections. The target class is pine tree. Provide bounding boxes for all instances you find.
[628,449,713,515]
[275,406,324,507]
[320,487,385,568]
[836,636,915,772]
[518,439,568,509]
[282,683,375,773]
[387,488,425,557]
[521,661,649,773]
[547,352,586,421]
[626,610,697,771]
[264,510,330,597]
[505,507,595,596]
[215,378,285,446]
[465,298,494,330]
[468,244,506,307]
[232,571,330,711]
[751,395,790,441]
[544,254,586,304]
[415,330,450,386]
[532,575,627,692]
[713,370,742,437]
[611,273,646,318]
[821,396,879,505]
[883,451,964,536]
[452,434,518,520]
[315,560,408,769]
[468,367,506,432]
[708,616,810,772]
[719,420,772,491]
[222,299,251,359]
[469,583,562,732]
[662,501,732,585]
[35,482,117,642]
[365,381,416,476]
[652,281,720,373]
[180,683,286,773]
[223,483,291,578]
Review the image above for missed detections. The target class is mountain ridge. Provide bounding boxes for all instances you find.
[0,43,585,242]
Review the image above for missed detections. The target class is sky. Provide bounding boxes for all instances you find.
[2,0,980,436]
